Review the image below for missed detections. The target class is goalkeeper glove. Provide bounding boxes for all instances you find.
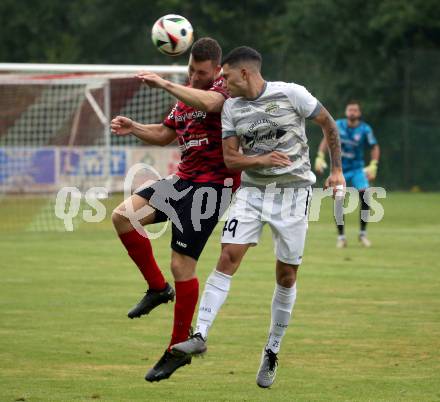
[314,151,328,173]
[364,160,378,180]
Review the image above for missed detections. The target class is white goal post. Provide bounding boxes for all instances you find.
[0,63,188,231]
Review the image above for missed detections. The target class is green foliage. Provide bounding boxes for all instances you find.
[0,0,439,188]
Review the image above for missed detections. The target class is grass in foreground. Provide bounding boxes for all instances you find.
[1,192,440,401]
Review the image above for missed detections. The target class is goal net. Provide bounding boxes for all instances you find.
[0,63,187,232]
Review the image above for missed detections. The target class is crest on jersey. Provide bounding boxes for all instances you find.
[265,101,280,114]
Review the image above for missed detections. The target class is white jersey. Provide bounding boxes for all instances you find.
[222,81,321,187]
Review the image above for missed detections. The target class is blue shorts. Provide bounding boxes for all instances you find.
[344,168,369,190]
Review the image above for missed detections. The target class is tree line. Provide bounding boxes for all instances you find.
[1,0,439,188]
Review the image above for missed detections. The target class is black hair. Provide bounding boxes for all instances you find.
[347,100,362,109]
[221,46,262,70]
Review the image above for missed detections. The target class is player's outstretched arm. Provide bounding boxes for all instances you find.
[111,116,177,146]
[312,107,345,191]
[222,136,292,170]
[136,71,225,113]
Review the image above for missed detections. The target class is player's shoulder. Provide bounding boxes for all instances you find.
[357,120,373,135]
[211,76,227,92]
[267,80,307,93]
[223,96,240,107]
[335,119,347,131]
[171,99,184,111]
[267,81,315,104]
[210,76,230,99]
[222,97,240,112]
[175,99,192,112]
[359,121,373,132]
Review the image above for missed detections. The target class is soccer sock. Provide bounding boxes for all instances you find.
[266,283,297,354]
[195,270,232,339]
[359,190,369,233]
[335,200,345,236]
[337,225,345,237]
[118,229,166,290]
[336,217,345,236]
[169,278,199,349]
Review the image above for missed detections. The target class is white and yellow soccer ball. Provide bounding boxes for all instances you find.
[151,14,194,56]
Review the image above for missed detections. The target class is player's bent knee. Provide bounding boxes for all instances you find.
[276,261,298,287]
[278,275,296,288]
[170,259,183,276]
[170,253,196,281]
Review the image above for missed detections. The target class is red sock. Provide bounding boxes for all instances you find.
[169,278,199,349]
[118,229,166,290]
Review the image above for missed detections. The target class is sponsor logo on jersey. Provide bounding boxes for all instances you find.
[238,106,252,114]
[265,101,280,114]
[243,119,286,148]
[248,118,278,133]
[178,137,209,152]
[169,109,207,122]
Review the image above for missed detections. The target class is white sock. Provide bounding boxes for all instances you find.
[266,283,297,354]
[195,270,232,339]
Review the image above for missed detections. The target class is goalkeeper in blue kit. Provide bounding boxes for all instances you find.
[315,100,380,247]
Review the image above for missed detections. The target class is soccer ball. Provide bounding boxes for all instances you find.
[151,14,194,56]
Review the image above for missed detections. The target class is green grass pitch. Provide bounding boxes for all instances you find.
[1,192,439,401]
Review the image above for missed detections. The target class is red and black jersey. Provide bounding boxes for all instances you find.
[163,77,241,190]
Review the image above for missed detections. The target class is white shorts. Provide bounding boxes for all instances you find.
[221,185,311,265]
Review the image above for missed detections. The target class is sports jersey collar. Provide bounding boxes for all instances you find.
[247,81,267,101]
[201,74,223,90]
[345,118,362,129]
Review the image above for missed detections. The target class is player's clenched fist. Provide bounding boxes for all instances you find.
[324,170,346,198]
[111,116,133,136]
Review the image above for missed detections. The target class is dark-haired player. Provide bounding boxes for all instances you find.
[314,100,380,247]
[172,46,344,388]
[111,37,240,382]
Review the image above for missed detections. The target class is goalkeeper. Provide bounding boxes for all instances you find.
[314,100,380,248]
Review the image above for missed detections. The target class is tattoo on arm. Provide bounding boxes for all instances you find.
[313,107,342,169]
[323,114,342,169]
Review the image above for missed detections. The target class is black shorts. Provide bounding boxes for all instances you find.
[136,176,231,260]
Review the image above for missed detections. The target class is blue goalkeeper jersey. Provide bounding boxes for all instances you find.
[336,118,377,172]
